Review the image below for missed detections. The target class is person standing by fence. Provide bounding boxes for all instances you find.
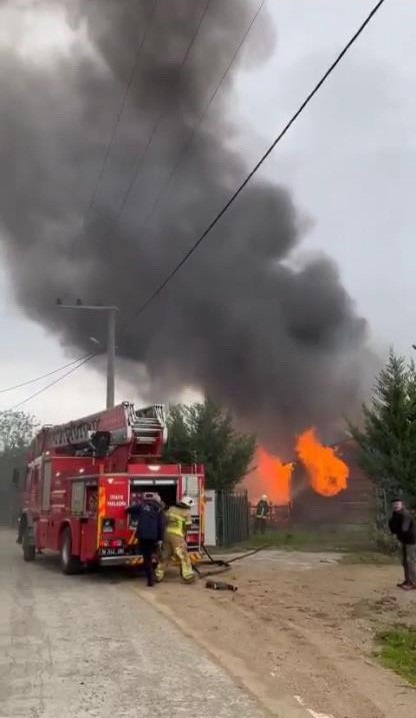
[254,495,269,534]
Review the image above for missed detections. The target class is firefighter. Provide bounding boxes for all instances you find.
[254,494,269,534]
[155,496,195,583]
[125,493,164,587]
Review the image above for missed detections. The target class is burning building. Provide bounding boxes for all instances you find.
[244,431,375,527]
[291,438,375,527]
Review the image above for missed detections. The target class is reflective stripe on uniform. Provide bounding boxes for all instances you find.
[126,551,201,566]
[171,551,201,564]
[165,506,190,538]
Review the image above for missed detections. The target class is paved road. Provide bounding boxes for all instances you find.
[0,531,268,718]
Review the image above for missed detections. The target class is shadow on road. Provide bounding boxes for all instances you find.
[18,548,147,585]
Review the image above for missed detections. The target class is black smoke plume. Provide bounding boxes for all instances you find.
[0,0,372,452]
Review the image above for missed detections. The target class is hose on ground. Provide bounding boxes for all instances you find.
[193,543,271,579]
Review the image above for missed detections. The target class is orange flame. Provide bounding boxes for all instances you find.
[296,428,348,497]
[244,447,293,505]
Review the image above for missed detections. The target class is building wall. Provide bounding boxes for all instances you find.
[291,440,375,526]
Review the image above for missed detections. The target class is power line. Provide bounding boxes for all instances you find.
[116,0,212,218]
[19,6,160,410]
[9,0,385,406]
[86,0,159,215]
[4,1,229,408]
[8,354,96,411]
[0,354,93,394]
[125,0,386,324]
[141,0,267,229]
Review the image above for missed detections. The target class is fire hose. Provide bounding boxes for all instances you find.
[192,543,271,579]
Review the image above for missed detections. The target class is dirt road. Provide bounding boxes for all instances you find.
[0,531,269,718]
[151,550,416,718]
[3,533,415,718]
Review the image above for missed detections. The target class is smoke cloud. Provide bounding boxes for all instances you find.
[0,0,373,453]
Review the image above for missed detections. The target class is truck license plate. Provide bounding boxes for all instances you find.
[100,547,124,556]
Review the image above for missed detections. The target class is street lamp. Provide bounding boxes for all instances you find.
[56,299,118,409]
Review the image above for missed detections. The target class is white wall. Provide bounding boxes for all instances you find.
[204,490,216,546]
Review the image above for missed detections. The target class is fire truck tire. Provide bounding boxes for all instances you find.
[60,527,82,575]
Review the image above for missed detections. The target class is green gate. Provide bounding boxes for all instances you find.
[216,490,250,547]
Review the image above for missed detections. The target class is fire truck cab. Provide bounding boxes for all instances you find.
[19,403,204,574]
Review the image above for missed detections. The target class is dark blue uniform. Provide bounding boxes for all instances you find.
[126,500,164,586]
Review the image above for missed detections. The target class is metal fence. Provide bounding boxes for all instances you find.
[216,490,250,547]
[249,503,291,527]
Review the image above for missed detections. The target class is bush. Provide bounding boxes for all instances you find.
[370,523,399,556]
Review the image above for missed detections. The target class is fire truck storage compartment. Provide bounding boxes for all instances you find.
[129,479,178,509]
[69,481,98,515]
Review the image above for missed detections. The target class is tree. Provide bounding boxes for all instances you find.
[0,410,38,525]
[0,410,38,456]
[350,351,416,508]
[163,397,256,491]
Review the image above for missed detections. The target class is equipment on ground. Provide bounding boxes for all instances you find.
[194,543,271,580]
[18,402,204,574]
[205,580,237,592]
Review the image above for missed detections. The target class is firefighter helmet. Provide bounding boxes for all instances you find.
[179,496,194,509]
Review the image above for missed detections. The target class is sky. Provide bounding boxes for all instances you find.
[0,0,415,425]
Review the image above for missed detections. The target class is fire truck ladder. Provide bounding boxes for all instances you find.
[128,403,167,446]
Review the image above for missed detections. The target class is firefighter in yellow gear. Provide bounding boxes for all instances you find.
[155,496,195,583]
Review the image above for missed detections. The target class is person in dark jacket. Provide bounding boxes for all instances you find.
[388,497,416,590]
[125,493,164,587]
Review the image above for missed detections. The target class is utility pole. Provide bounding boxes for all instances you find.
[106,307,116,410]
[56,299,118,409]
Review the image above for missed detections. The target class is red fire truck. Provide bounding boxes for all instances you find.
[19,402,204,574]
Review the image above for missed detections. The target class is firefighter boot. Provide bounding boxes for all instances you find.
[154,562,165,582]
[154,542,172,583]
[172,537,195,583]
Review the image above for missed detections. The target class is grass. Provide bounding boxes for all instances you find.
[377,628,416,686]
[216,525,375,553]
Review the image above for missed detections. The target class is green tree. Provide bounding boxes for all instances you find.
[0,410,38,455]
[350,351,416,507]
[0,410,38,524]
[163,397,256,490]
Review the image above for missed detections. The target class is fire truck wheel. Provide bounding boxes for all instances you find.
[60,527,82,575]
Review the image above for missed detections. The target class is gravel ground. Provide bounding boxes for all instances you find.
[0,530,270,718]
[149,549,416,718]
